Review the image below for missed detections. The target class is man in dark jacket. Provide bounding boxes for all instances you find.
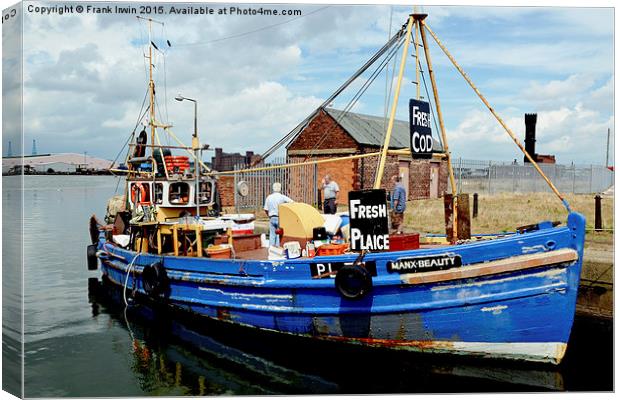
[390,175,407,234]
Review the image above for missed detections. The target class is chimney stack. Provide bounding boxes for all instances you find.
[524,113,537,163]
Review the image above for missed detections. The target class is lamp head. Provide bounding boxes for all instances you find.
[175,95,184,102]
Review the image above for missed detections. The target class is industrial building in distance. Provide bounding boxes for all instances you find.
[2,153,114,175]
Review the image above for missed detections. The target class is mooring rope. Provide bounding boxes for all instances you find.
[123,252,141,307]
[422,21,571,212]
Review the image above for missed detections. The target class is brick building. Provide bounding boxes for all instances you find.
[211,148,261,172]
[286,107,449,203]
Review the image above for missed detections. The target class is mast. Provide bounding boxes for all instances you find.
[417,15,459,242]
[414,7,420,100]
[374,14,415,189]
[148,19,156,162]
[193,102,200,218]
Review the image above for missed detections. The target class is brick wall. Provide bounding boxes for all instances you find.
[438,161,449,196]
[288,109,360,204]
[358,147,400,193]
[217,175,235,207]
[409,159,431,199]
[285,108,449,202]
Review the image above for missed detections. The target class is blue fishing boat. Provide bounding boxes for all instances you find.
[88,13,586,365]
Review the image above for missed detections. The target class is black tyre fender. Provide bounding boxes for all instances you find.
[335,264,372,300]
[87,244,98,271]
[141,262,169,298]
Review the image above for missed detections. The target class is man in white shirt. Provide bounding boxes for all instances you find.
[321,175,339,214]
[263,182,293,247]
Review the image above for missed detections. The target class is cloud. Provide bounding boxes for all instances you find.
[447,99,613,164]
[11,2,613,167]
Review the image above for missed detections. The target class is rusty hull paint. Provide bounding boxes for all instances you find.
[216,307,232,322]
[311,335,566,364]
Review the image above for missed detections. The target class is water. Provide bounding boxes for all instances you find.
[3,175,613,396]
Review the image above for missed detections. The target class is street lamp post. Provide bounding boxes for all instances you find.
[175,95,201,219]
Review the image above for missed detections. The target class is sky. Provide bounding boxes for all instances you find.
[1,0,615,165]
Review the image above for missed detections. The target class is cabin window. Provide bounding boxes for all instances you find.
[130,182,151,204]
[169,182,190,205]
[154,183,163,204]
[199,181,213,204]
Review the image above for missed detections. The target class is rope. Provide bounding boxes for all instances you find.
[176,6,331,47]
[423,21,570,212]
[383,6,394,133]
[259,25,407,161]
[302,36,406,162]
[123,252,140,307]
[418,57,444,150]
[108,88,150,170]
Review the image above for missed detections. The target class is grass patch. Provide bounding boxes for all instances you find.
[403,192,614,236]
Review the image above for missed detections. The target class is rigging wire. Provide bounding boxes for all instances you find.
[160,22,171,124]
[259,24,407,161]
[303,36,405,161]
[176,6,331,47]
[137,19,150,83]
[418,56,444,150]
[382,31,398,148]
[109,88,151,170]
[383,5,394,134]
[334,36,405,123]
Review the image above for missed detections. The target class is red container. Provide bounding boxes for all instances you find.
[389,233,420,251]
[317,243,348,256]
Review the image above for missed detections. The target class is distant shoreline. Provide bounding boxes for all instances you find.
[2,171,118,176]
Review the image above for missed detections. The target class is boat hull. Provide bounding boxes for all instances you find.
[96,212,586,364]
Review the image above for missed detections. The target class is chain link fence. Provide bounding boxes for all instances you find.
[453,158,614,195]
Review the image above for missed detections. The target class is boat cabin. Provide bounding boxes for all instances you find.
[128,179,215,211]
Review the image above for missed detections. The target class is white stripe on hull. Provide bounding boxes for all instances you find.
[378,341,568,364]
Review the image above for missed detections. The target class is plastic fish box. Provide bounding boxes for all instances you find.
[389,233,420,251]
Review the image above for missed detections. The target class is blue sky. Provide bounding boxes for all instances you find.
[2,1,615,165]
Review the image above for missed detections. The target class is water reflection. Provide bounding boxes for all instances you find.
[85,276,608,395]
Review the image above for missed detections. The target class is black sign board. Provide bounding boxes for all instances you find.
[348,189,389,251]
[409,99,433,159]
[310,261,377,279]
[387,254,462,274]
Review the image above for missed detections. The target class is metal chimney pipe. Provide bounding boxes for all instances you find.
[524,113,537,164]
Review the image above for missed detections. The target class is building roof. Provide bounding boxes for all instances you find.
[1,153,113,170]
[287,107,442,151]
[325,108,443,150]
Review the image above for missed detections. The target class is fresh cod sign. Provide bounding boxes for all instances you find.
[409,99,433,159]
[348,189,390,251]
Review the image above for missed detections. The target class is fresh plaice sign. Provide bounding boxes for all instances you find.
[409,99,433,159]
[348,189,389,251]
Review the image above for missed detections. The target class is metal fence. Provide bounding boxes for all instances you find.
[453,158,614,195]
[233,157,319,211]
[232,157,613,210]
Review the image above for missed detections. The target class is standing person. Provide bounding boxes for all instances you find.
[390,175,407,234]
[263,182,293,247]
[321,174,340,214]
